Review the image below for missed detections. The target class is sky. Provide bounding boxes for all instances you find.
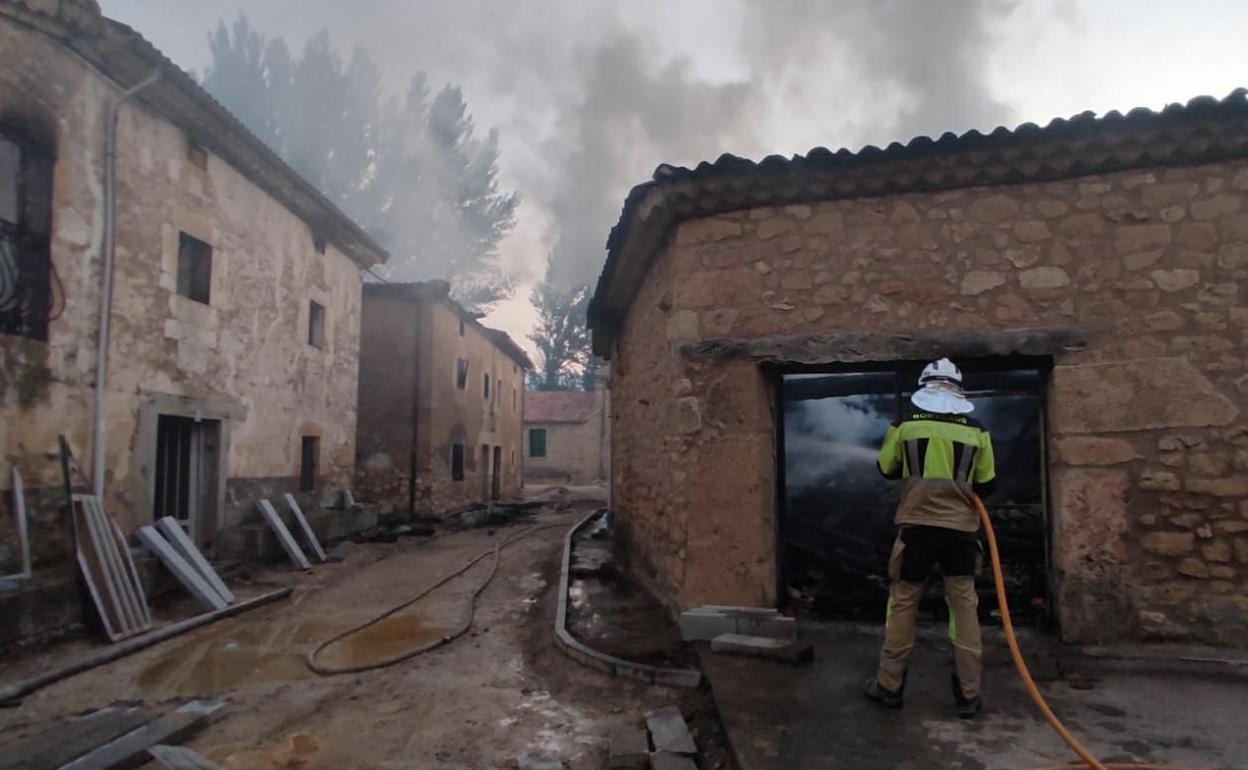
[99,0,1248,355]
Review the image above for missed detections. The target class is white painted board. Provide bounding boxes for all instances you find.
[258,499,311,571]
[156,517,235,603]
[138,526,228,611]
[283,493,327,563]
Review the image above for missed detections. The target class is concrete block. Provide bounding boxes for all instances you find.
[608,725,650,769]
[517,756,565,770]
[711,633,815,664]
[650,752,697,770]
[645,706,696,755]
[701,605,780,617]
[735,614,797,641]
[678,609,736,641]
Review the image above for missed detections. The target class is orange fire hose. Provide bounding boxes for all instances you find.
[974,493,1186,770]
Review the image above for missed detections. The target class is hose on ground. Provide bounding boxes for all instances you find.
[306,520,567,675]
[975,493,1185,770]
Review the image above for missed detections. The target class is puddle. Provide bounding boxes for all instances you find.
[135,614,449,695]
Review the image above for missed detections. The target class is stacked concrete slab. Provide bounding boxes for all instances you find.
[678,605,796,642]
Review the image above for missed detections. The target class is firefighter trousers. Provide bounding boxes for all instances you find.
[875,526,983,699]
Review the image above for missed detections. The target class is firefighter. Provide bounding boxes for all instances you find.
[863,358,996,719]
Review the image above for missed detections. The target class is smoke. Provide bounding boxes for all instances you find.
[100,0,1020,291]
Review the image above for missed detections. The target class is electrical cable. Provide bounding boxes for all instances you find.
[305,520,567,675]
[974,493,1186,770]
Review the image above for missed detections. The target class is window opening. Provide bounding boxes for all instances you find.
[176,232,212,304]
[308,300,326,349]
[529,429,547,458]
[300,436,319,492]
[456,358,469,389]
[0,126,55,340]
[451,444,465,481]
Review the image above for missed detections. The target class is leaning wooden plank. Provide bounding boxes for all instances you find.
[257,499,310,570]
[109,513,152,627]
[79,496,139,632]
[156,517,234,603]
[0,707,151,770]
[72,496,124,640]
[59,700,225,770]
[83,497,146,634]
[0,587,291,705]
[94,498,149,630]
[137,526,227,611]
[282,493,327,563]
[147,745,227,770]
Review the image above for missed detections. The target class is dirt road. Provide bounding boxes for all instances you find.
[0,504,717,769]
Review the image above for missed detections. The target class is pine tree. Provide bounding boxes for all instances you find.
[527,257,592,391]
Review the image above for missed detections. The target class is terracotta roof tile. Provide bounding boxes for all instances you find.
[588,89,1248,354]
[525,391,596,424]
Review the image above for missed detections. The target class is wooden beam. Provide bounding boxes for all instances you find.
[137,526,227,611]
[0,707,150,770]
[680,328,1091,365]
[155,517,234,604]
[282,494,327,563]
[257,499,311,571]
[59,700,224,770]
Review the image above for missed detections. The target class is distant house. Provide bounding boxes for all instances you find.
[355,281,532,516]
[524,377,608,486]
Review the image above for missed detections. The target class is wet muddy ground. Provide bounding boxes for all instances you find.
[0,497,732,769]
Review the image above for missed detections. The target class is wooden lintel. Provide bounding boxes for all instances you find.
[680,328,1092,365]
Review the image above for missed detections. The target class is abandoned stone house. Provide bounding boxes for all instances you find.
[589,90,1248,645]
[0,0,387,638]
[355,282,531,516]
[523,379,609,486]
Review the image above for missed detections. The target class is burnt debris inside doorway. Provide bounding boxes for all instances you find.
[154,414,222,548]
[779,361,1048,624]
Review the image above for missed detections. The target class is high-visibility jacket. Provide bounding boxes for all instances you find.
[876,410,997,532]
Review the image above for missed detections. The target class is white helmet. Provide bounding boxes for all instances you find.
[918,358,963,388]
[911,358,974,414]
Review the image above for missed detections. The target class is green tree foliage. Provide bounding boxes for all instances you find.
[202,14,518,311]
[527,257,594,391]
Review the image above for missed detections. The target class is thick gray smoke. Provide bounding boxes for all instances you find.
[101,0,1020,290]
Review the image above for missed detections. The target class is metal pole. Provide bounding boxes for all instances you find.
[92,70,161,499]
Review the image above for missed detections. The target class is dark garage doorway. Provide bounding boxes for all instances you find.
[778,359,1050,625]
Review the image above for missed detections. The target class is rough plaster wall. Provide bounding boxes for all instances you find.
[0,17,363,543]
[416,301,524,514]
[611,159,1248,643]
[355,292,418,512]
[523,408,604,484]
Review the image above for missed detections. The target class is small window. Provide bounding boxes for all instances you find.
[512,388,516,410]
[176,232,212,304]
[451,444,464,481]
[312,235,326,254]
[456,358,469,389]
[1,126,55,341]
[300,436,319,492]
[484,373,491,399]
[308,300,326,349]
[458,317,465,336]
[529,429,547,458]
[187,141,208,170]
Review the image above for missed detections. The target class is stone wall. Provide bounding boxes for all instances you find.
[418,300,526,513]
[610,157,1248,644]
[0,16,364,559]
[524,393,606,484]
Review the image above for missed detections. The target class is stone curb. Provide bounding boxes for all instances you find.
[554,509,702,688]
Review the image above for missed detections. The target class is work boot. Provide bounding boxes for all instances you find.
[863,677,904,709]
[951,674,982,719]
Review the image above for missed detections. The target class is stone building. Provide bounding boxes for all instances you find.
[0,0,386,632]
[355,282,531,516]
[589,91,1248,645]
[523,377,609,485]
